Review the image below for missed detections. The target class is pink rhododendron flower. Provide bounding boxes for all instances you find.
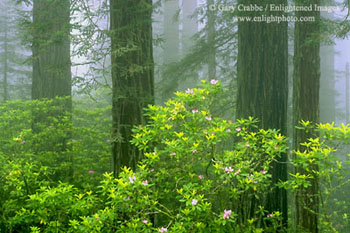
[267,213,273,218]
[205,116,212,121]
[192,109,198,113]
[142,180,148,186]
[170,152,176,157]
[129,176,136,183]
[142,219,148,224]
[235,127,241,132]
[21,140,26,145]
[192,149,198,153]
[159,227,167,232]
[224,167,234,174]
[191,199,198,206]
[246,143,250,147]
[210,79,218,85]
[185,88,193,94]
[149,168,154,173]
[88,170,94,174]
[223,209,232,219]
[198,175,204,180]
[261,170,266,174]
[226,128,231,132]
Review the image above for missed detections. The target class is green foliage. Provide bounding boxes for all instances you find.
[280,121,350,232]
[0,81,288,232]
[8,183,96,232]
[0,97,111,185]
[128,80,287,232]
[1,82,350,232]
[0,97,111,232]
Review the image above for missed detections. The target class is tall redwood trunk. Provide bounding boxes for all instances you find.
[31,0,72,178]
[110,0,154,176]
[236,0,289,226]
[32,0,72,104]
[293,0,320,231]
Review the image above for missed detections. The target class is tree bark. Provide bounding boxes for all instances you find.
[31,0,72,178]
[293,0,320,231]
[236,0,289,226]
[110,0,154,177]
[32,0,72,105]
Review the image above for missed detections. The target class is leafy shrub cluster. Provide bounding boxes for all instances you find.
[0,98,111,231]
[0,81,349,232]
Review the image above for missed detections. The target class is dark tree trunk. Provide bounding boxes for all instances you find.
[110,0,154,177]
[31,0,72,179]
[32,0,72,106]
[236,0,289,226]
[293,0,320,231]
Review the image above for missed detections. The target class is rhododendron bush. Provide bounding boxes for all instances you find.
[126,80,287,232]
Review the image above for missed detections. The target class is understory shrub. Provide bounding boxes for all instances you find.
[0,81,350,232]
[64,80,288,232]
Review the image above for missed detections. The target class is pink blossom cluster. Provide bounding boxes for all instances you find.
[210,79,218,85]
[223,209,232,219]
[191,199,198,206]
[128,176,136,183]
[224,166,234,174]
